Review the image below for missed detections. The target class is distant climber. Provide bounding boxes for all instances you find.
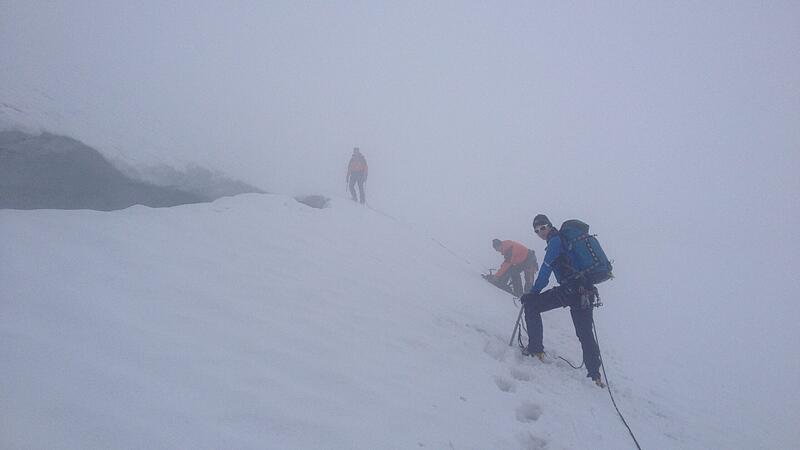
[346,147,368,204]
[484,239,538,297]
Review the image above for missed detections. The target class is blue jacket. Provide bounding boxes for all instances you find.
[530,233,564,294]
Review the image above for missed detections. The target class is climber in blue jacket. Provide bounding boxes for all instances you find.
[520,214,604,387]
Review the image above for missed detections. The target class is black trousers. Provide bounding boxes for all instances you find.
[496,264,525,297]
[348,172,366,203]
[496,251,538,297]
[523,285,602,379]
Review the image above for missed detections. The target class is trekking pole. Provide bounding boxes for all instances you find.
[508,304,525,346]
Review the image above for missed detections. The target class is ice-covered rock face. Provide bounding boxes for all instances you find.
[0,130,204,211]
[0,130,262,211]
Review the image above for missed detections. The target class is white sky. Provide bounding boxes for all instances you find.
[2,0,799,441]
[3,1,797,243]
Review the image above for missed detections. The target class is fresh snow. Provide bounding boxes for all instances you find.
[0,194,759,449]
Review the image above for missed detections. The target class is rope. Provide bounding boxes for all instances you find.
[510,295,642,449]
[593,317,643,450]
[515,311,580,372]
[519,320,584,369]
[556,354,584,369]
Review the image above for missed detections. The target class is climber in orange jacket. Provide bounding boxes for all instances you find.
[346,147,368,204]
[486,239,538,297]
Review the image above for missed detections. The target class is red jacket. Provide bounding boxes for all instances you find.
[495,240,530,279]
[347,154,368,177]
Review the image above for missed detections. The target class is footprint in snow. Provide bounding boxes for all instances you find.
[482,340,508,362]
[517,432,549,450]
[494,376,517,393]
[515,401,543,423]
[509,365,535,382]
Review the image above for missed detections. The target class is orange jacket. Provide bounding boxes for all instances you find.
[347,154,368,176]
[495,240,530,279]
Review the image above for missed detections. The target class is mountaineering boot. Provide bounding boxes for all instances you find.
[593,376,606,388]
[521,348,545,361]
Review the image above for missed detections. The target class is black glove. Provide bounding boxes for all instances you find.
[520,292,537,305]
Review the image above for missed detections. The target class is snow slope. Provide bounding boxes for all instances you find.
[1,194,748,449]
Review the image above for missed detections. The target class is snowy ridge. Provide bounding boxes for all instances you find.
[2,195,729,449]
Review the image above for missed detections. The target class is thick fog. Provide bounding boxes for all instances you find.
[2,0,799,443]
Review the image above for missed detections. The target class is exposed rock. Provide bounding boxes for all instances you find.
[1,131,212,210]
[294,195,330,209]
